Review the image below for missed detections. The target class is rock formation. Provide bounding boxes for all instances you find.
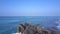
[17,23,59,34]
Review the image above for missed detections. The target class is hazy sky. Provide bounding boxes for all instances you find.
[0,0,60,16]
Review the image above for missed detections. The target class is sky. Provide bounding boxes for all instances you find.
[0,0,60,16]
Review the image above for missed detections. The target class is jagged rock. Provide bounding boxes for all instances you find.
[17,23,59,34]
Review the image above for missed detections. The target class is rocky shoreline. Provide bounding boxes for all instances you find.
[16,23,59,34]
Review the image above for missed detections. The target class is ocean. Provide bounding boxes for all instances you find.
[0,16,60,34]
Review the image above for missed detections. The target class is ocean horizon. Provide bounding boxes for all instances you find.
[0,16,60,34]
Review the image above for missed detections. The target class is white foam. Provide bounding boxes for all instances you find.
[56,25,60,30]
[55,19,60,30]
[12,32,22,34]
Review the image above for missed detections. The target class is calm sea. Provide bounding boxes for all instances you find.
[0,16,60,34]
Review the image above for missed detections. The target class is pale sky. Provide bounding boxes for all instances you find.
[0,0,60,16]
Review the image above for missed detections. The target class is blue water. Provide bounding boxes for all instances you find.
[0,16,60,34]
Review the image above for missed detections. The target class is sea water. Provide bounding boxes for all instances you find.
[0,16,60,34]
